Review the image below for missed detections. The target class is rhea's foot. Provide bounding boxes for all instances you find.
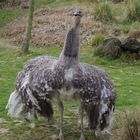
[59,133,64,140]
[79,134,86,140]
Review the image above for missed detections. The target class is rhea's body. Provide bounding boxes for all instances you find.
[7,9,116,140]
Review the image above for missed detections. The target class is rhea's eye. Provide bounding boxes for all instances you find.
[103,110,109,117]
[105,110,109,114]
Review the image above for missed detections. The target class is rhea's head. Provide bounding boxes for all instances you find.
[73,9,82,17]
[72,9,82,27]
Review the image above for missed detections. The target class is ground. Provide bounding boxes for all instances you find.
[0,0,140,140]
[0,39,140,139]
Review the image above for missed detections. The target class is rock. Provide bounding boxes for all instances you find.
[128,30,140,39]
[121,37,140,53]
[101,37,122,58]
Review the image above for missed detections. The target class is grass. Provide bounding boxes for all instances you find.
[93,0,113,22]
[0,44,140,139]
[35,0,74,8]
[0,9,27,28]
[122,110,140,140]
[90,34,105,47]
[126,0,140,22]
[100,1,140,36]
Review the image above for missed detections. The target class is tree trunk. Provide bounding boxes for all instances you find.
[22,0,34,54]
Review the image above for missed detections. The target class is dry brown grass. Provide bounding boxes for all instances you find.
[0,5,104,47]
[0,0,28,9]
[122,110,140,140]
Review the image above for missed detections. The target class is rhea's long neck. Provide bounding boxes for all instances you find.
[58,16,81,67]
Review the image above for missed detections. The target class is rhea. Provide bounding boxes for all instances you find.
[7,9,116,140]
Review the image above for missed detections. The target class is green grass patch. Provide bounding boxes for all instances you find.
[0,46,140,139]
[90,34,105,47]
[0,9,27,28]
[93,0,113,22]
[126,0,140,22]
[35,0,74,8]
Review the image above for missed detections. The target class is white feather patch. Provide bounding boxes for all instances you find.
[58,88,77,100]
[6,90,24,118]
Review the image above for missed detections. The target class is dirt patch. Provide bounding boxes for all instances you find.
[0,39,17,48]
[0,5,105,47]
[0,128,9,134]
[0,0,28,9]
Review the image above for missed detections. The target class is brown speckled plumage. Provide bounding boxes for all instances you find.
[7,9,116,140]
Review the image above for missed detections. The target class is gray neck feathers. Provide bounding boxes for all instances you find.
[59,16,81,67]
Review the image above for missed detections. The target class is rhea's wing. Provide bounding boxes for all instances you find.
[16,56,57,91]
[24,56,57,71]
[72,63,102,104]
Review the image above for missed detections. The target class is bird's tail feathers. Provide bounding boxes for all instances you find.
[6,90,24,118]
[6,90,53,120]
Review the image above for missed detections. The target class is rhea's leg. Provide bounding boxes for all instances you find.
[24,112,35,128]
[58,100,64,140]
[79,101,85,140]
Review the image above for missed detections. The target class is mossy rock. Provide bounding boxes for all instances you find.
[95,37,122,59]
[121,37,140,53]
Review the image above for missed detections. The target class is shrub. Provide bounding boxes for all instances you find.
[94,37,122,59]
[122,110,140,140]
[93,0,113,21]
[121,25,130,34]
[91,34,105,47]
[126,0,140,22]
